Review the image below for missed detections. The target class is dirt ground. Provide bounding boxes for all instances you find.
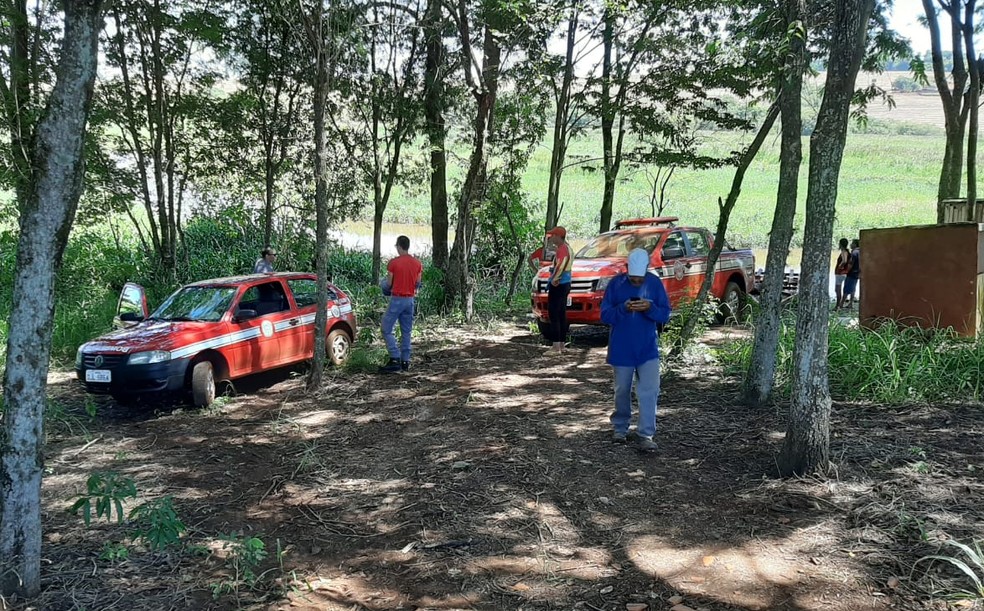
[13,321,984,611]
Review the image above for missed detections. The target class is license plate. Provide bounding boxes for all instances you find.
[566,295,572,307]
[85,369,111,383]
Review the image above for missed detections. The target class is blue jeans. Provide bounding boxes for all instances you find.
[382,297,415,361]
[611,357,661,439]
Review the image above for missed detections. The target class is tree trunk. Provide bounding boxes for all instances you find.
[672,101,780,355]
[962,0,979,216]
[1,0,102,598]
[778,0,874,477]
[599,7,616,234]
[545,9,578,231]
[307,2,330,391]
[423,0,449,270]
[264,157,275,247]
[744,0,807,406]
[923,0,969,220]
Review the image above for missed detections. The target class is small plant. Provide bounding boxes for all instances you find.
[83,396,99,419]
[69,471,137,525]
[99,542,130,562]
[129,496,186,550]
[915,539,984,599]
[212,533,269,598]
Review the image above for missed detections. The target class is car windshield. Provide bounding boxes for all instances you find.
[149,286,236,322]
[575,233,661,259]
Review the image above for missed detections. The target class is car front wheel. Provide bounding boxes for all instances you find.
[191,360,216,407]
[327,328,352,366]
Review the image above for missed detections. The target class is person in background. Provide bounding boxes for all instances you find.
[834,238,851,310]
[545,226,572,352]
[253,246,276,273]
[843,238,861,310]
[379,235,424,373]
[527,240,556,271]
[600,248,671,453]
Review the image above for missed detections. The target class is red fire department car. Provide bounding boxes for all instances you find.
[531,217,755,338]
[75,272,356,407]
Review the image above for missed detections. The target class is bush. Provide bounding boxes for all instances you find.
[892,76,921,92]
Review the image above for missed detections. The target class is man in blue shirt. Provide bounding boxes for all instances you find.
[600,248,671,452]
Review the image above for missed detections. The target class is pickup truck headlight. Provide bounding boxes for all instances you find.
[128,350,171,365]
[75,347,83,368]
[595,277,611,292]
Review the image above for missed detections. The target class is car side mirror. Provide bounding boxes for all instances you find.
[662,246,685,260]
[234,308,258,322]
[119,312,144,323]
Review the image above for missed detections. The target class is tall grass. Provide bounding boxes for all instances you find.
[718,317,984,404]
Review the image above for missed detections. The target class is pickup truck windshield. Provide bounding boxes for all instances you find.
[576,234,660,259]
[150,287,236,322]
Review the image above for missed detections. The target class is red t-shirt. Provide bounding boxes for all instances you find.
[388,254,423,297]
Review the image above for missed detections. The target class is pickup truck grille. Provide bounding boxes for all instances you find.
[83,354,127,368]
[537,278,597,293]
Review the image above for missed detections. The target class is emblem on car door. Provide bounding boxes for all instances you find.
[261,319,275,338]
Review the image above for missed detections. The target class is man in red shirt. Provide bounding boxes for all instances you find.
[379,235,424,373]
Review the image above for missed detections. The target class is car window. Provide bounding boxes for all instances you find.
[686,231,709,256]
[288,279,323,308]
[238,281,289,316]
[661,232,687,260]
[151,287,236,322]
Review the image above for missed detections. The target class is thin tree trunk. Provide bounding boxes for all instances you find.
[545,9,578,231]
[672,101,780,355]
[924,0,968,220]
[778,0,875,477]
[1,0,103,598]
[423,0,449,270]
[963,0,979,218]
[599,7,615,234]
[744,0,807,406]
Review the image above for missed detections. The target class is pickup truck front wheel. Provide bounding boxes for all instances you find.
[718,281,749,324]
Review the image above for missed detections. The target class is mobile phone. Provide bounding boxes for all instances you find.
[629,297,641,301]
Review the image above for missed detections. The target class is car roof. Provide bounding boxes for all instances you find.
[185,272,317,288]
[596,225,703,238]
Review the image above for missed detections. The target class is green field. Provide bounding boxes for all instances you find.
[381,127,951,249]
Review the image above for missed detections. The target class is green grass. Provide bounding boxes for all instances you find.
[377,128,951,249]
[718,317,984,404]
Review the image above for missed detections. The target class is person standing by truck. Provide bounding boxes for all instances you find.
[545,226,572,352]
[600,248,671,452]
[843,238,861,310]
[834,238,851,310]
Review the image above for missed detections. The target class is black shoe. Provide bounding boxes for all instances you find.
[401,361,410,372]
[378,358,401,373]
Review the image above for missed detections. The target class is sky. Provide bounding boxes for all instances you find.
[890,0,935,54]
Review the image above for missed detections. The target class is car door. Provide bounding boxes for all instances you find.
[683,230,711,299]
[228,281,288,374]
[657,230,689,304]
[285,278,320,360]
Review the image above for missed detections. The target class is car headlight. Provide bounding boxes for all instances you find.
[595,277,611,292]
[75,347,84,368]
[127,350,171,365]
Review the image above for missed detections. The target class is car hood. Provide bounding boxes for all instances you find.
[81,320,212,354]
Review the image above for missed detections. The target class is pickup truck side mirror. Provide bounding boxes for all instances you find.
[234,308,258,322]
[662,245,685,260]
[119,311,144,323]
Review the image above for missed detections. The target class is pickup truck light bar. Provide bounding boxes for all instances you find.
[614,217,679,229]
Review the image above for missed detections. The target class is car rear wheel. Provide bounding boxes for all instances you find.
[191,360,216,407]
[718,281,748,324]
[327,328,352,366]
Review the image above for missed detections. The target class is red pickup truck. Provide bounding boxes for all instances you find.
[531,217,755,338]
[75,272,356,407]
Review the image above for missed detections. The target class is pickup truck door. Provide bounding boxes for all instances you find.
[683,230,712,299]
[657,231,689,304]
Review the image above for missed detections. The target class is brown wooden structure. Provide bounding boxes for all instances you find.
[860,223,984,337]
